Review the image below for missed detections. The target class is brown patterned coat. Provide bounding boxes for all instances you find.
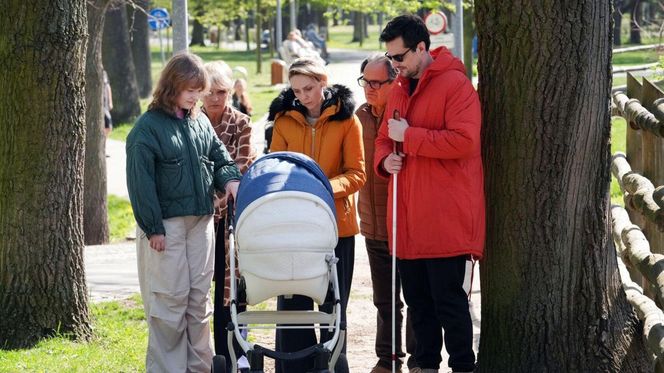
[203,105,256,306]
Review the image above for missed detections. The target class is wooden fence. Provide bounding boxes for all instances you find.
[611,73,664,371]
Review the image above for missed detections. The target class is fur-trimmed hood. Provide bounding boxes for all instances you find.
[267,84,355,123]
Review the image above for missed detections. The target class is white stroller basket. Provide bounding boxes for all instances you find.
[212,152,345,373]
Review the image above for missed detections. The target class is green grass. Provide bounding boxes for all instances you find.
[108,123,133,142]
[326,24,383,52]
[0,296,147,372]
[108,195,135,242]
[612,50,661,66]
[611,117,627,205]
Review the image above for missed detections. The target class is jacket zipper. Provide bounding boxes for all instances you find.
[370,118,378,238]
[181,118,203,210]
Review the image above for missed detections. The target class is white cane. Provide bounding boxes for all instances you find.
[391,110,401,373]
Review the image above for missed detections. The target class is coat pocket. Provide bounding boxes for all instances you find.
[156,158,191,200]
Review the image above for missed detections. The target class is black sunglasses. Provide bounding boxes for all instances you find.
[357,76,392,89]
[385,47,413,62]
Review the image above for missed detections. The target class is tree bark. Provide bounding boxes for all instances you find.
[0,0,92,348]
[614,0,623,46]
[102,1,141,124]
[84,0,112,245]
[475,1,651,370]
[128,0,153,98]
[190,19,206,47]
[630,0,643,44]
[352,12,363,43]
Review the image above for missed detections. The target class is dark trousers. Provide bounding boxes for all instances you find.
[275,236,355,373]
[213,219,246,366]
[366,238,417,369]
[397,255,475,372]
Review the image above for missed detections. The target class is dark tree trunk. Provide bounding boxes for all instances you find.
[84,0,112,245]
[190,19,206,47]
[629,0,642,44]
[475,0,651,371]
[0,0,92,348]
[614,0,623,46]
[102,2,141,124]
[128,0,152,98]
[352,12,363,43]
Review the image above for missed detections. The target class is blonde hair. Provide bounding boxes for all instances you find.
[205,61,234,92]
[149,52,209,116]
[288,57,328,85]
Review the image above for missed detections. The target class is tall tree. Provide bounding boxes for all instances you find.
[476,1,651,371]
[629,0,643,44]
[128,0,153,98]
[84,0,113,245]
[0,0,92,348]
[103,1,141,123]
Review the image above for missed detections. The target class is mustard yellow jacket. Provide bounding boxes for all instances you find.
[268,84,366,237]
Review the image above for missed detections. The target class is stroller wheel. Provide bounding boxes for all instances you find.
[211,355,226,373]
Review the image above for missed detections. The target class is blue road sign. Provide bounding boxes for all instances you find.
[148,8,170,31]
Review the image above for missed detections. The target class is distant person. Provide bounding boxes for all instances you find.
[102,69,113,137]
[202,61,257,372]
[355,54,417,373]
[269,56,366,373]
[232,78,253,116]
[126,52,242,373]
[305,23,328,58]
[376,15,485,373]
[282,31,326,65]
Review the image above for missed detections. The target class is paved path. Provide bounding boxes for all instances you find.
[87,48,482,369]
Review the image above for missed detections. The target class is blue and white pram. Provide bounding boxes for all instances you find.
[212,151,345,373]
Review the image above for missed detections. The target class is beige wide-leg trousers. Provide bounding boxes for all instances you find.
[137,215,215,373]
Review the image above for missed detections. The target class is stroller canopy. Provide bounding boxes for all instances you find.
[234,152,338,304]
[235,151,335,222]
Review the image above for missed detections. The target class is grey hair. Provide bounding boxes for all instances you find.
[360,53,397,81]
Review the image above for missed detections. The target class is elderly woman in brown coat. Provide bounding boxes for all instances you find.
[202,61,257,371]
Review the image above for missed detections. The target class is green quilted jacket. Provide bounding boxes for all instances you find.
[126,108,241,237]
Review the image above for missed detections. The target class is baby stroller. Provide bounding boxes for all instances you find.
[212,151,346,373]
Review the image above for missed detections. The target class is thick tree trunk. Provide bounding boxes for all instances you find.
[102,2,141,124]
[128,0,153,98]
[84,0,112,245]
[475,1,651,371]
[352,12,362,42]
[614,0,623,46]
[190,19,206,47]
[0,0,92,348]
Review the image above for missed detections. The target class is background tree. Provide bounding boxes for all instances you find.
[475,0,651,370]
[128,0,153,98]
[0,0,92,348]
[103,1,141,123]
[84,0,113,245]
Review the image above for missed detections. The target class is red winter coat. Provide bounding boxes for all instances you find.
[374,46,485,260]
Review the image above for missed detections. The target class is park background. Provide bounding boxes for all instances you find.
[2,0,664,371]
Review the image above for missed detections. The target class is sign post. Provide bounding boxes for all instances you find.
[425,11,449,51]
[148,8,170,65]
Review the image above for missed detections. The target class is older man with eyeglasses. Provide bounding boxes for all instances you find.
[374,15,485,373]
[355,54,418,373]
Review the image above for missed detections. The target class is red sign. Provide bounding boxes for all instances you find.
[424,11,447,35]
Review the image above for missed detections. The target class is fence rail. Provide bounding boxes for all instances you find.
[611,74,664,371]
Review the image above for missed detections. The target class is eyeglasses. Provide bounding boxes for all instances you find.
[357,76,392,89]
[385,48,413,63]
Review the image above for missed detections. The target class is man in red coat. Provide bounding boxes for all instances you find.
[375,15,485,373]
